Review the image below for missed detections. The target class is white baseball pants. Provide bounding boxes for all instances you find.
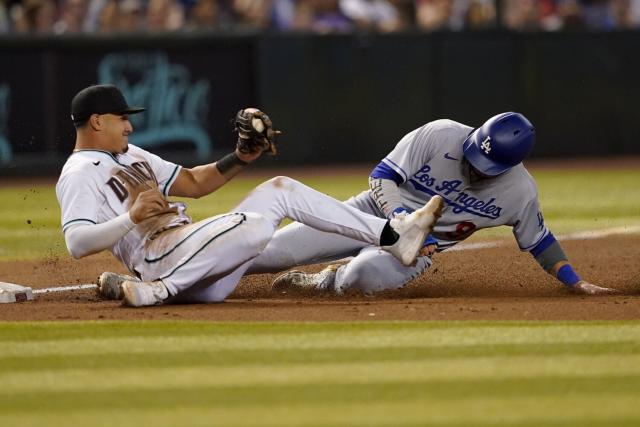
[248,190,432,294]
[139,177,389,303]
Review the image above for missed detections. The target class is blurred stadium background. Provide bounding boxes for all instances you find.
[1,0,640,175]
[1,5,640,425]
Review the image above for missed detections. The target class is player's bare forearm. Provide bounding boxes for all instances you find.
[169,149,261,199]
[170,164,228,198]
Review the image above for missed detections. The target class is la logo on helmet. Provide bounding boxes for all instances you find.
[480,136,492,154]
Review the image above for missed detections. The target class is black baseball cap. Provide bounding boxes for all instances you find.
[71,84,145,125]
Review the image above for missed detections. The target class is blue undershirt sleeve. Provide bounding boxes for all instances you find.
[370,162,404,185]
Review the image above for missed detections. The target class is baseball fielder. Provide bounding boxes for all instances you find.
[58,84,443,307]
[247,112,616,296]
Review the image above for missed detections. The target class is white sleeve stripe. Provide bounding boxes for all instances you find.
[381,158,408,181]
[62,218,96,232]
[163,165,182,197]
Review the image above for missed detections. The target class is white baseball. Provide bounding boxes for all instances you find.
[252,117,265,133]
[244,108,265,133]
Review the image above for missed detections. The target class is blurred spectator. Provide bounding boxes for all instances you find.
[293,0,353,33]
[1,0,9,32]
[538,0,562,31]
[231,0,273,29]
[556,0,584,29]
[389,0,415,28]
[96,0,118,31]
[339,0,406,32]
[611,0,634,28]
[118,0,143,32]
[147,0,185,31]
[415,0,444,30]
[630,0,640,27]
[1,0,640,35]
[10,0,56,33]
[600,0,640,29]
[580,0,614,30]
[186,0,220,30]
[464,0,496,29]
[416,0,453,30]
[502,0,539,31]
[270,0,296,30]
[53,0,87,33]
[83,0,107,32]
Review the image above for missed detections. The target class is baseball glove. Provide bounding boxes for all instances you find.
[234,108,282,155]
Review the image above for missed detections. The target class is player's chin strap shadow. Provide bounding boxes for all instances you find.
[463,158,493,184]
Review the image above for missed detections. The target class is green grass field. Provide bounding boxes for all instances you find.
[1,321,640,426]
[1,168,640,260]
[1,167,640,426]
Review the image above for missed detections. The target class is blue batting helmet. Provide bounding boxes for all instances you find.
[462,112,535,177]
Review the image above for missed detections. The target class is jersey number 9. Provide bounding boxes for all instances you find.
[446,221,477,240]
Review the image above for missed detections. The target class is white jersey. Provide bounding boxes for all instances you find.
[380,119,549,251]
[56,145,189,274]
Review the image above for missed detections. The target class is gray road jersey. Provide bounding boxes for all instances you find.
[380,119,549,251]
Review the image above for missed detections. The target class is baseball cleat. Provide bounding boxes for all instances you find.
[97,272,139,300]
[271,265,339,294]
[122,280,169,307]
[385,195,444,266]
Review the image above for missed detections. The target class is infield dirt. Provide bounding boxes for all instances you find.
[1,234,638,321]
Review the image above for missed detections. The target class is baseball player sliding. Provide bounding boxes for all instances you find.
[246,112,616,296]
[57,84,443,307]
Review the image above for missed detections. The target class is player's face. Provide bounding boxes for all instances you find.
[464,159,493,183]
[101,113,133,154]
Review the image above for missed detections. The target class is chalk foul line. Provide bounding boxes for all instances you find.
[33,284,97,294]
[448,225,640,252]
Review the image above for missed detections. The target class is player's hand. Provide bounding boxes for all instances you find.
[235,146,263,164]
[129,189,178,224]
[419,244,437,257]
[234,108,281,158]
[569,281,618,295]
[419,234,438,257]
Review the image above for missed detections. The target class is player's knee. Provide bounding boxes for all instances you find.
[261,176,298,191]
[339,258,410,294]
[339,263,383,292]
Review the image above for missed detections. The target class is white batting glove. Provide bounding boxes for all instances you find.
[570,281,618,295]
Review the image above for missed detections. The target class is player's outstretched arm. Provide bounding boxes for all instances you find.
[531,234,617,295]
[549,261,617,295]
[169,148,255,199]
[170,108,281,199]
